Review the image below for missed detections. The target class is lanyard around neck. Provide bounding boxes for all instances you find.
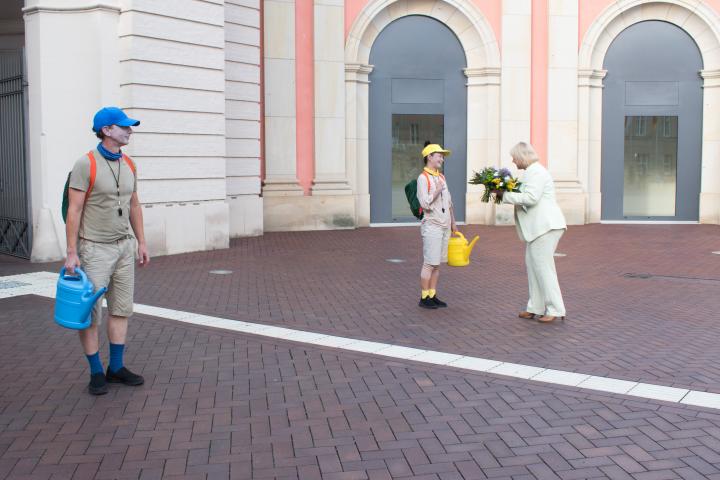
[102,157,123,216]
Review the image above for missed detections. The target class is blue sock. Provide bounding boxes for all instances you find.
[109,343,125,373]
[86,352,103,375]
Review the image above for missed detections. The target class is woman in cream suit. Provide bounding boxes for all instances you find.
[495,142,567,323]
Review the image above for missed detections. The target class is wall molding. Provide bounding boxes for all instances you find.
[23,2,121,15]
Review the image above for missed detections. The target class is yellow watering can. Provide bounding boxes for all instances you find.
[447,231,479,267]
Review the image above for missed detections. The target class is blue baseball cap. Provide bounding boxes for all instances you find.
[92,106,140,132]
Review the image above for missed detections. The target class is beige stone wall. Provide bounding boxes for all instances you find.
[24,0,264,261]
[312,0,351,196]
[495,0,531,225]
[25,1,124,261]
[225,0,263,237]
[118,0,230,255]
[547,0,586,225]
[262,0,301,197]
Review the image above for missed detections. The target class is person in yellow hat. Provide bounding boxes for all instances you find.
[417,142,456,309]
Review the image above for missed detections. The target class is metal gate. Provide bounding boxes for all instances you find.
[0,49,30,258]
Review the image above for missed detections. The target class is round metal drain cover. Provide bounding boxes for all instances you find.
[385,258,405,263]
[209,269,233,275]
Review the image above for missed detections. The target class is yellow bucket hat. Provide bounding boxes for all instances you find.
[421,143,451,158]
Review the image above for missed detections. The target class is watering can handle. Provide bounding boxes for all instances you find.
[60,266,87,282]
[452,231,466,241]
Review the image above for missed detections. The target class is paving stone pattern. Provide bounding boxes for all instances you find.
[2,296,720,479]
[130,225,720,393]
[2,224,720,479]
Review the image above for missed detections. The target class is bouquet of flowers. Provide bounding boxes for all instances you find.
[468,167,521,204]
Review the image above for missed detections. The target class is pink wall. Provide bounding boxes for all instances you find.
[531,0,548,166]
[296,0,315,194]
[471,0,502,49]
[579,0,720,48]
[345,0,366,38]
[344,0,502,49]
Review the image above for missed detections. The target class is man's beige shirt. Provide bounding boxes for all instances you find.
[69,149,137,243]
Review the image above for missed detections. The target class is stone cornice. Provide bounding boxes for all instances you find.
[345,63,373,75]
[464,67,501,78]
[701,69,720,88]
[23,2,121,15]
[345,63,373,84]
[464,67,501,86]
[578,69,607,88]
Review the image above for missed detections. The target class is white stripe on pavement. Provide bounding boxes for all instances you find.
[1,271,717,410]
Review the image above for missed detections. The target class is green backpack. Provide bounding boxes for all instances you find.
[404,171,435,220]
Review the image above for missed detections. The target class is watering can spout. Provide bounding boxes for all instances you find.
[86,286,107,305]
[466,235,480,260]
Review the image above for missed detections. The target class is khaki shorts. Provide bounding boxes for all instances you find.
[421,222,450,266]
[78,237,135,325]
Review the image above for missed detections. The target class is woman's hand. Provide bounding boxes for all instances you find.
[451,221,458,233]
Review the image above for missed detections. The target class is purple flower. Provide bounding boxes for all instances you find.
[498,168,512,178]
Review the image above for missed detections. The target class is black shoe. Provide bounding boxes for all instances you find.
[106,366,144,386]
[419,297,438,309]
[88,372,109,395]
[431,296,447,308]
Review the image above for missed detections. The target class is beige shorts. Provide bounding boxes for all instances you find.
[421,222,450,266]
[78,237,135,324]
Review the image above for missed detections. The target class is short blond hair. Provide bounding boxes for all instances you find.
[509,142,539,168]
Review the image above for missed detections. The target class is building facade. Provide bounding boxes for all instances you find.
[1,0,719,261]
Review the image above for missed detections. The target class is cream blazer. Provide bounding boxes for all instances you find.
[502,162,567,242]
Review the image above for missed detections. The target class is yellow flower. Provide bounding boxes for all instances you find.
[506,181,516,190]
[492,178,502,185]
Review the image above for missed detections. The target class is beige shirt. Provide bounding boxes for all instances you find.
[417,171,452,229]
[69,149,137,243]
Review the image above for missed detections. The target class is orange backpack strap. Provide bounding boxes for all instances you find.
[122,154,137,176]
[85,151,97,204]
[422,171,431,193]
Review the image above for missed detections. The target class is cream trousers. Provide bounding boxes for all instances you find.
[525,229,565,317]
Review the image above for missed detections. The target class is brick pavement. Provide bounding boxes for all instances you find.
[3,294,720,479]
[2,224,720,479]
[127,225,720,393]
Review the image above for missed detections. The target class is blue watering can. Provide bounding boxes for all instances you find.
[54,267,107,330]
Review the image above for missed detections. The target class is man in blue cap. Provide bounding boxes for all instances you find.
[64,106,150,395]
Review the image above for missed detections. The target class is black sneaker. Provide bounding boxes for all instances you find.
[106,366,144,386]
[431,296,447,308]
[88,372,109,395]
[419,297,438,309]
